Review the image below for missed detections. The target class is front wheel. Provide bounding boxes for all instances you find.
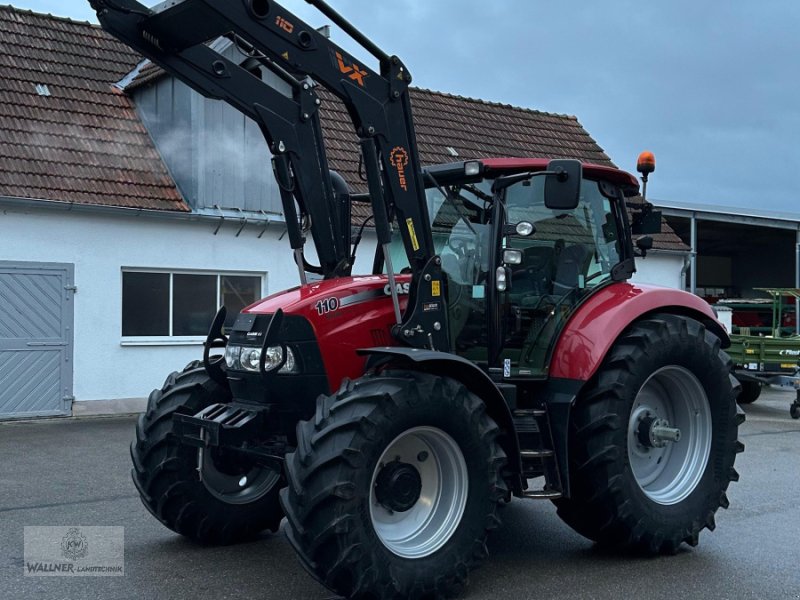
[555,314,744,554]
[131,362,284,544]
[281,371,507,599]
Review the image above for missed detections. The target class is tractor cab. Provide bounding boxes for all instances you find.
[385,158,640,376]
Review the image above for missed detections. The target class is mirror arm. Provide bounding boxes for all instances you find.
[491,170,557,192]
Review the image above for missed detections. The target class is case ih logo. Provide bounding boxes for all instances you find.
[389,146,409,191]
[335,51,368,87]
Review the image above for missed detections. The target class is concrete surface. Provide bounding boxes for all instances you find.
[1,387,798,599]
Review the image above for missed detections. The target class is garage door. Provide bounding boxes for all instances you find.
[0,262,74,419]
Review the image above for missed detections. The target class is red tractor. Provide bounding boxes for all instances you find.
[92,1,744,598]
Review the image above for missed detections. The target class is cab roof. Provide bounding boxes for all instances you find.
[427,158,641,197]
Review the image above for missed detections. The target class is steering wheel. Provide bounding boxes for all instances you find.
[447,236,471,257]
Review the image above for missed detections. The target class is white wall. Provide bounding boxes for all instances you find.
[630,252,686,289]
[0,204,683,404]
[0,206,375,403]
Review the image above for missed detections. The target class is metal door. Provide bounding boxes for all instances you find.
[0,262,74,419]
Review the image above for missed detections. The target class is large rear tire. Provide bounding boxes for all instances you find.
[131,361,283,544]
[281,371,507,599]
[736,379,761,404]
[555,314,744,554]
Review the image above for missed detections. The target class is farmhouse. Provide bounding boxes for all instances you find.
[0,5,686,418]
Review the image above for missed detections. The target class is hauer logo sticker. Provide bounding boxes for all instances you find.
[390,146,409,191]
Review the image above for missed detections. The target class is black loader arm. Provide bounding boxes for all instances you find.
[90,0,451,351]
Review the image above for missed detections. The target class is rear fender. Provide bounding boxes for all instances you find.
[550,283,729,382]
[359,348,522,486]
[548,284,730,498]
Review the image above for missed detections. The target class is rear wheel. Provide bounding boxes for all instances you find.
[555,314,744,553]
[281,371,507,599]
[131,361,283,544]
[736,379,762,404]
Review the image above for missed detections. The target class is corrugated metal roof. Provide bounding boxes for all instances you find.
[0,5,187,211]
[657,199,800,227]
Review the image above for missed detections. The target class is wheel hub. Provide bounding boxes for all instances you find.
[374,461,422,512]
[636,414,682,448]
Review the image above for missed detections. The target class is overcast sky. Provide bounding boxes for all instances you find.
[19,0,800,212]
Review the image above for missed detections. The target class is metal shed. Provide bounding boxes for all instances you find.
[656,200,800,335]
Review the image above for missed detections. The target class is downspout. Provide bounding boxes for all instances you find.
[689,212,698,295]
[680,254,691,291]
[796,228,799,336]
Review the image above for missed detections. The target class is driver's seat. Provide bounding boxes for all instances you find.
[552,244,592,295]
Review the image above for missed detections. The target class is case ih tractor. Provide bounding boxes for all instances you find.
[92,1,744,598]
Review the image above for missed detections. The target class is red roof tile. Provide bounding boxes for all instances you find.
[316,87,687,251]
[0,5,186,211]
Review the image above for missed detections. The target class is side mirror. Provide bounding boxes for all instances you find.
[636,235,654,257]
[544,159,582,210]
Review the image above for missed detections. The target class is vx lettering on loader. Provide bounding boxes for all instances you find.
[90,0,744,598]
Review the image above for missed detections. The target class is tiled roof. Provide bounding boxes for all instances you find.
[316,86,612,193]
[0,5,684,251]
[316,86,686,252]
[0,5,186,211]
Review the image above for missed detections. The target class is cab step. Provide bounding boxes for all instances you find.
[520,449,554,459]
[513,408,546,418]
[522,489,562,500]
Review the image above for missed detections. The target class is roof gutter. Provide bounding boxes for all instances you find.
[644,247,691,256]
[0,195,285,237]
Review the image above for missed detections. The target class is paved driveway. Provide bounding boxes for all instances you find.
[1,387,798,599]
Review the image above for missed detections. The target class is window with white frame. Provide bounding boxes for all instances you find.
[122,270,264,338]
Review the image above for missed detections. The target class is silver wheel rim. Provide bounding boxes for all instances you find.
[627,365,712,505]
[201,449,280,505]
[369,426,468,558]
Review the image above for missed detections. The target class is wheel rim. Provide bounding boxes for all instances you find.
[627,365,712,505]
[369,426,468,559]
[201,449,280,505]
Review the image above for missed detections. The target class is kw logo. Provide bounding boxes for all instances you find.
[335,51,368,87]
[390,146,409,191]
[275,15,294,34]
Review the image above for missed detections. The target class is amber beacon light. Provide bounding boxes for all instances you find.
[636,150,656,200]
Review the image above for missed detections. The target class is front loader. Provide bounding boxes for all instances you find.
[91,1,745,598]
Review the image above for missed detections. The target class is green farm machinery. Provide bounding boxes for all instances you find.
[722,288,800,418]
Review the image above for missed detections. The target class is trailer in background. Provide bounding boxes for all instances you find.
[722,288,800,418]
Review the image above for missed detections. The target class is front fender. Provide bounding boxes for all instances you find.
[550,283,728,382]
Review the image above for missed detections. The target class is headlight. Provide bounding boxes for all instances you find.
[262,346,284,371]
[224,345,241,368]
[240,347,263,371]
[227,345,299,374]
